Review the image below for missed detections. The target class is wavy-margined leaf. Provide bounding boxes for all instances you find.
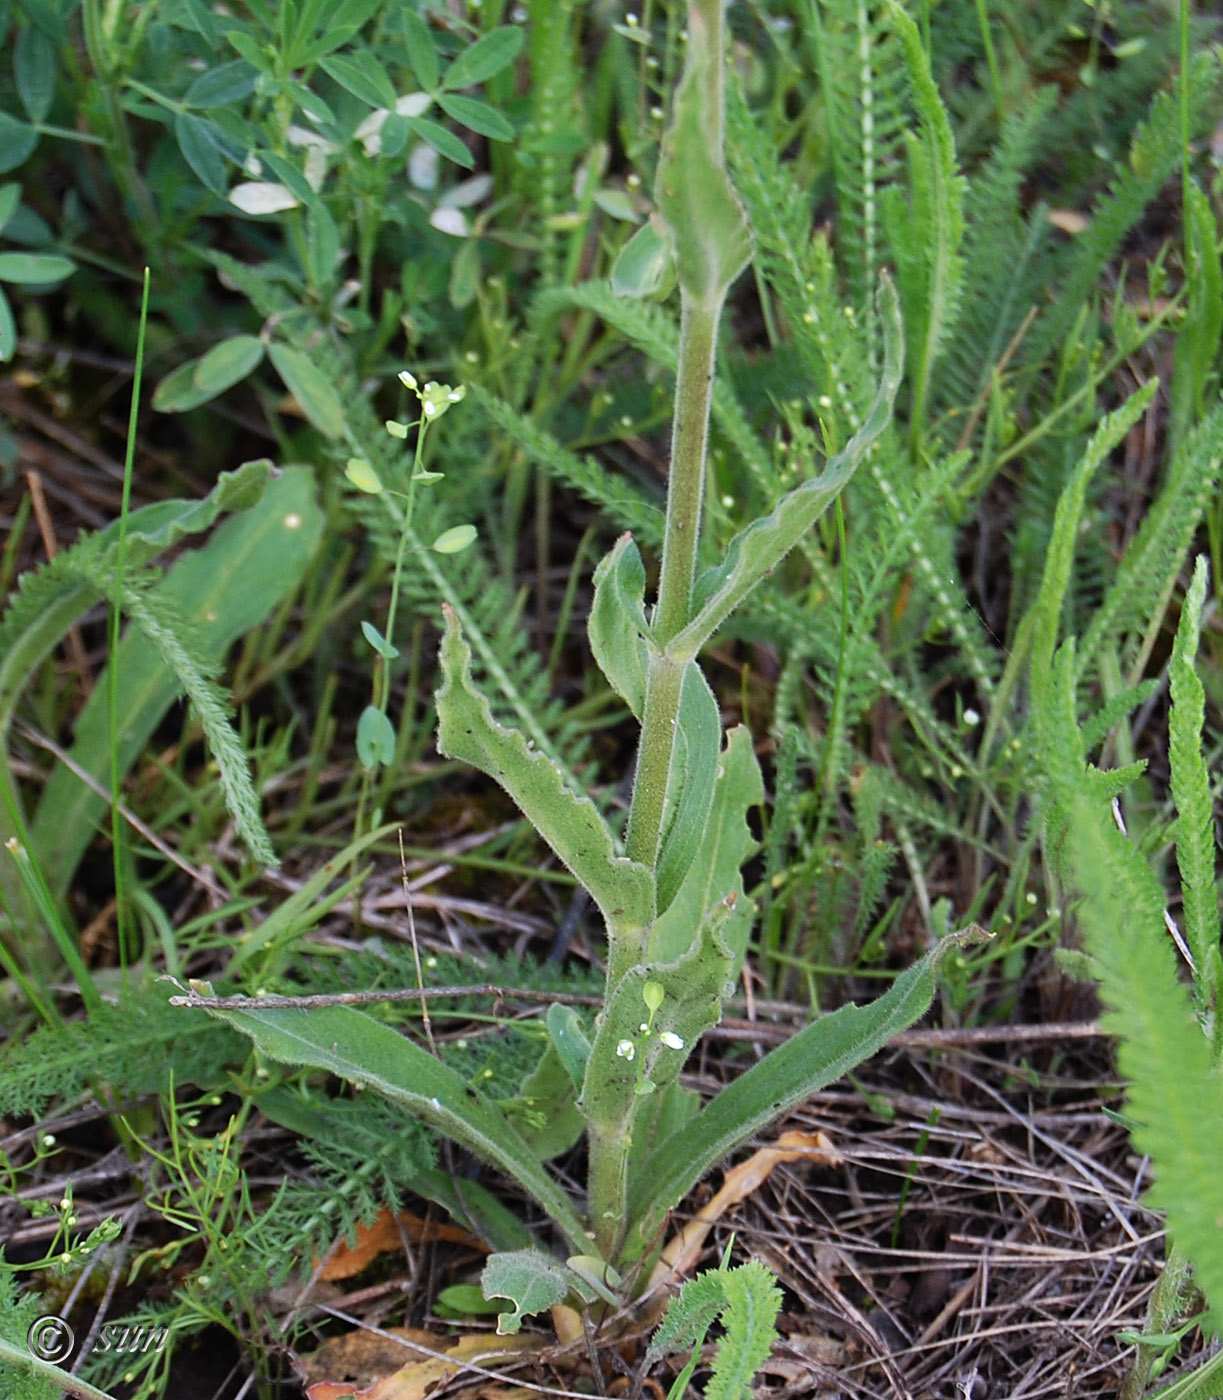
[94,459,275,560]
[435,606,655,940]
[200,1001,592,1255]
[652,725,762,971]
[481,1248,572,1335]
[669,277,902,661]
[624,932,980,1255]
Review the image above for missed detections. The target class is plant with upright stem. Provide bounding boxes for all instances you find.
[198,0,977,1328]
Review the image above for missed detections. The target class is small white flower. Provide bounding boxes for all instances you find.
[964,708,980,727]
[659,1031,685,1051]
[616,1040,636,1061]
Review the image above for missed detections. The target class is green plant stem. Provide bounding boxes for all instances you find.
[588,1116,630,1260]
[0,1334,119,1400]
[624,296,721,870]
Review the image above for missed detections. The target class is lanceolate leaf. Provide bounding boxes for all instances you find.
[625,932,980,1253]
[203,1002,592,1255]
[267,341,347,438]
[589,533,650,718]
[670,276,903,660]
[651,725,762,970]
[654,0,750,306]
[435,606,655,937]
[654,661,722,914]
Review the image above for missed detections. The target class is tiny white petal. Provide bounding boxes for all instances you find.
[286,125,338,153]
[230,182,299,214]
[430,206,469,238]
[659,1031,685,1050]
[395,92,433,117]
[439,174,494,208]
[409,142,439,190]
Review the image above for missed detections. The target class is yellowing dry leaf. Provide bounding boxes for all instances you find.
[317,1207,487,1281]
[649,1129,840,1291]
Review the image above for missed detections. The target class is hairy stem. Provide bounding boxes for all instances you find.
[624,297,721,870]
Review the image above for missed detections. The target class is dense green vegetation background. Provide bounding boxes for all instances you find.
[1,1,1223,1397]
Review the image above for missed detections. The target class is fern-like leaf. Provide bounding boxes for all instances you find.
[1168,557,1223,1027]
